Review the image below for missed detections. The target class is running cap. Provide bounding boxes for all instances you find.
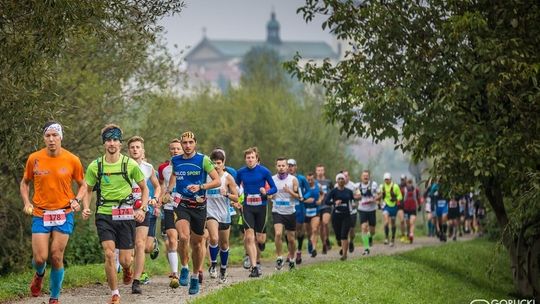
[400,174,406,179]
[42,121,63,140]
[102,127,122,143]
[287,159,297,166]
[336,173,346,181]
[383,172,392,180]
[181,131,196,141]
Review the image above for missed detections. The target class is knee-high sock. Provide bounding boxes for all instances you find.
[209,244,219,263]
[219,248,229,268]
[32,259,46,276]
[384,225,389,238]
[391,226,396,240]
[362,232,370,249]
[297,235,304,251]
[50,268,64,299]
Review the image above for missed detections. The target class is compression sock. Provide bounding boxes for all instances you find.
[362,233,370,249]
[168,251,178,274]
[220,248,229,268]
[384,225,389,239]
[297,235,304,251]
[49,268,64,299]
[32,259,46,276]
[391,226,396,241]
[209,244,219,263]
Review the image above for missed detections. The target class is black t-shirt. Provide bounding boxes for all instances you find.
[324,187,354,214]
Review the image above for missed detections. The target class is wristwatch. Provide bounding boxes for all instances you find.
[141,204,148,212]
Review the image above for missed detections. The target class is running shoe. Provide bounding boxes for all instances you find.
[150,238,159,260]
[131,279,142,294]
[340,255,347,261]
[140,272,150,285]
[188,277,200,295]
[452,235,457,241]
[30,272,44,297]
[384,239,389,245]
[179,268,189,286]
[249,266,260,278]
[409,235,414,244]
[219,268,227,284]
[122,267,133,285]
[288,260,296,271]
[348,241,354,253]
[48,298,59,304]
[295,252,302,265]
[209,263,217,279]
[242,255,251,270]
[109,294,120,304]
[362,249,370,256]
[198,270,203,284]
[256,264,262,276]
[400,235,408,243]
[339,249,343,256]
[390,241,395,247]
[275,257,284,270]
[169,275,180,289]
[311,249,317,258]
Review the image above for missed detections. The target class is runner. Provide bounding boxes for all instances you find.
[448,195,460,241]
[474,198,486,237]
[236,147,277,277]
[126,136,161,294]
[430,180,448,242]
[397,174,408,243]
[158,139,183,288]
[303,173,321,258]
[287,159,309,264]
[271,158,300,271]
[357,170,378,255]
[380,172,403,247]
[401,178,420,243]
[20,122,86,304]
[206,149,239,283]
[324,173,359,261]
[315,164,333,254]
[338,170,358,253]
[82,124,150,304]
[163,131,221,295]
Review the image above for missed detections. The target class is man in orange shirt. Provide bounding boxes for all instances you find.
[20,121,86,304]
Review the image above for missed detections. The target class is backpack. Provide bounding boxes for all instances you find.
[403,186,418,210]
[93,155,132,208]
[360,181,374,197]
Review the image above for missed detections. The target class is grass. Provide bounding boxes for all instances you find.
[192,239,514,304]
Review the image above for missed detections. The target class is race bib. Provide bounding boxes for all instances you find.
[43,210,66,227]
[112,205,134,221]
[229,205,237,216]
[305,207,317,217]
[206,189,221,198]
[275,200,291,207]
[437,200,447,207]
[171,192,182,208]
[132,186,142,199]
[449,200,458,208]
[246,194,262,206]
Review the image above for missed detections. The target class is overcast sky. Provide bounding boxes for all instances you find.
[159,0,336,55]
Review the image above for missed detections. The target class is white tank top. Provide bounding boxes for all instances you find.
[132,161,154,200]
[162,164,176,210]
[206,172,231,224]
[271,174,297,215]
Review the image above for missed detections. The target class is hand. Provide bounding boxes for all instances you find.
[153,206,161,217]
[187,184,200,193]
[23,203,33,215]
[232,202,242,209]
[82,208,91,220]
[148,198,158,207]
[259,187,267,195]
[220,187,228,196]
[335,199,342,206]
[134,209,146,223]
[70,199,81,212]
[162,192,171,203]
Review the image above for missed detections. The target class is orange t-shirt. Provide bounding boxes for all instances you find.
[23,148,84,217]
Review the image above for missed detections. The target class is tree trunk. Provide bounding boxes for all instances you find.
[484,179,539,299]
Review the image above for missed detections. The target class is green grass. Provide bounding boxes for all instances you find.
[193,239,514,304]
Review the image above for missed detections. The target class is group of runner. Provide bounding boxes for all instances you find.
[20,122,486,304]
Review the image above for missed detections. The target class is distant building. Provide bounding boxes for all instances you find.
[184,11,339,91]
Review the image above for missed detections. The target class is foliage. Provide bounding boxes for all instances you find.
[0,0,184,274]
[286,0,540,296]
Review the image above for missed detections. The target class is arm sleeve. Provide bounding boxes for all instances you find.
[265,169,278,195]
[203,156,215,173]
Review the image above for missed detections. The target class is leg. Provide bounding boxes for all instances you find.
[48,231,70,299]
[286,229,297,261]
[176,220,191,267]
[274,223,284,258]
[31,233,50,274]
[310,216,320,253]
[244,229,257,267]
[102,240,119,291]
[133,226,149,280]
[206,220,220,264]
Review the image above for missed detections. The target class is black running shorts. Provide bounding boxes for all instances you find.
[95,213,135,250]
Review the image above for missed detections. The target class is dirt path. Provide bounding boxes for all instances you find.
[8,236,471,304]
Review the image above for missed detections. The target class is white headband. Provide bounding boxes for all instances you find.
[44,123,63,140]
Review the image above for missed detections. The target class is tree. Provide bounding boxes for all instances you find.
[287,0,540,297]
[0,1,184,274]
